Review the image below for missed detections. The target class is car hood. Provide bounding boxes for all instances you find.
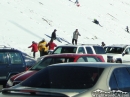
[8,85,87,97]
[13,70,38,81]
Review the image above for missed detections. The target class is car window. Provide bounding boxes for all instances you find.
[77,56,99,62]
[93,46,106,54]
[53,47,77,54]
[110,67,130,91]
[31,57,75,70]
[78,47,85,54]
[109,73,118,90]
[32,58,52,70]
[0,52,8,64]
[9,52,23,64]
[125,48,130,54]
[85,47,93,54]
[21,66,104,89]
[77,57,85,62]
[105,47,123,54]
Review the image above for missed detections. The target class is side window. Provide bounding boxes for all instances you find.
[38,58,52,69]
[78,47,85,54]
[109,73,118,90]
[125,48,130,54]
[77,57,85,62]
[111,68,130,90]
[86,47,93,54]
[93,46,106,54]
[9,52,23,64]
[0,52,8,64]
[53,47,62,54]
[86,57,98,62]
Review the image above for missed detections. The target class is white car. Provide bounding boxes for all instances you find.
[51,44,107,62]
[104,44,130,63]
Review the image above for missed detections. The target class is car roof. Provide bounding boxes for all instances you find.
[58,44,101,47]
[40,53,103,58]
[49,62,130,68]
[105,44,129,48]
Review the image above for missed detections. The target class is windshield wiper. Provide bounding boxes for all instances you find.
[2,88,68,97]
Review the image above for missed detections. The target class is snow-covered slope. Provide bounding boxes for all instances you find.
[1,0,130,58]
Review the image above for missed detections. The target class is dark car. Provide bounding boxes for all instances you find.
[1,62,130,97]
[0,45,36,87]
[6,53,105,88]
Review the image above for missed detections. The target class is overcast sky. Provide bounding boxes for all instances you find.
[1,0,130,58]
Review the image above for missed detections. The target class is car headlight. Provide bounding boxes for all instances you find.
[7,79,13,86]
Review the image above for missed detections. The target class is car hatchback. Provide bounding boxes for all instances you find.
[6,53,105,87]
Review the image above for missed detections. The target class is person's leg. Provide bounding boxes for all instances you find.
[72,39,74,45]
[40,51,42,57]
[33,52,35,58]
[75,39,77,45]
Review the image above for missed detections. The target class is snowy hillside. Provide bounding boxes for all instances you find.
[1,0,130,58]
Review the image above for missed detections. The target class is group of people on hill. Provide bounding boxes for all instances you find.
[28,28,106,58]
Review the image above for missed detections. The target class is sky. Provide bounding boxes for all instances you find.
[1,0,130,59]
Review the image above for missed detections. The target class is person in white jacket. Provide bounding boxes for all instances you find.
[72,29,81,45]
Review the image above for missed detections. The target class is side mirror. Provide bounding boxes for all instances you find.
[122,53,125,56]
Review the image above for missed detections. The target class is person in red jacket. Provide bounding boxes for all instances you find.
[28,41,38,58]
[46,39,57,54]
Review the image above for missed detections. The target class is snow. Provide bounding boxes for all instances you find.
[1,0,130,59]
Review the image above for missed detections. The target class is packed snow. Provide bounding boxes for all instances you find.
[1,0,130,59]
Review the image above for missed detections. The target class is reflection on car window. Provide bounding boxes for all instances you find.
[105,47,123,54]
[21,66,104,89]
[9,52,23,64]
[31,57,74,70]
[110,67,130,91]
[0,52,8,64]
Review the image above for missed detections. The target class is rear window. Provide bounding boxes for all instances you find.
[93,46,106,54]
[52,47,77,54]
[105,47,124,54]
[21,66,104,89]
[31,57,74,70]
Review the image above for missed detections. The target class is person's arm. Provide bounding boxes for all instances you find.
[78,32,81,36]
[28,45,32,48]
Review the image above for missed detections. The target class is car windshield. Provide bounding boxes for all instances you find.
[30,57,74,70]
[21,66,104,89]
[52,47,77,54]
[104,47,124,54]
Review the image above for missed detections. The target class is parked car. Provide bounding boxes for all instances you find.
[1,62,130,97]
[104,44,130,63]
[6,53,105,88]
[0,45,36,87]
[51,44,107,62]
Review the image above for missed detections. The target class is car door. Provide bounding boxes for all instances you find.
[0,52,10,80]
[8,52,26,75]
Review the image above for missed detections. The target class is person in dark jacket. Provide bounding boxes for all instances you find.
[28,41,38,58]
[51,29,57,40]
[101,42,105,48]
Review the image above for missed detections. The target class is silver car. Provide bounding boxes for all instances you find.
[1,62,130,97]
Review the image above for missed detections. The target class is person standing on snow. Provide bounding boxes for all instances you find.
[28,41,38,58]
[46,39,57,54]
[101,42,106,48]
[38,39,48,57]
[51,29,57,40]
[72,29,81,45]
